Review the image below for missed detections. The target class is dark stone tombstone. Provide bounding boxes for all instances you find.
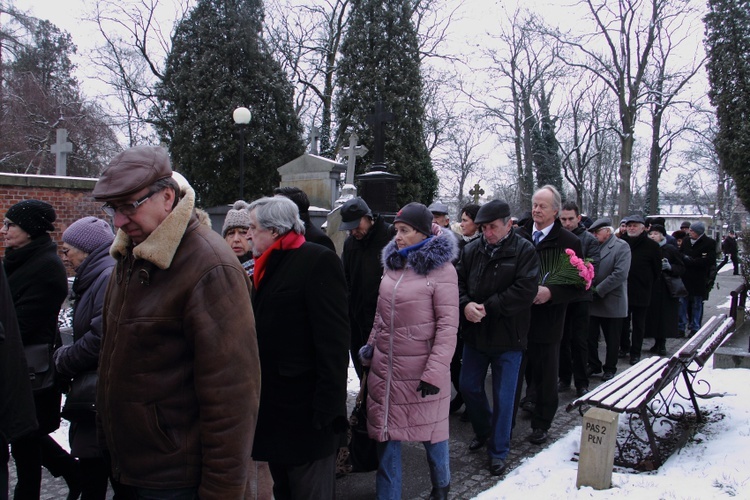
[359,101,400,215]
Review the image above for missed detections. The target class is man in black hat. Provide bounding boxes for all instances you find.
[92,145,260,498]
[339,197,393,380]
[429,201,461,247]
[620,214,661,364]
[679,221,717,335]
[456,199,539,476]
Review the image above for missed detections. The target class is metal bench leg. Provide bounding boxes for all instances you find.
[640,407,661,465]
[681,369,703,423]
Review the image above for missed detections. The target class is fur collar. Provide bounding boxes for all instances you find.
[381,232,458,275]
[110,172,196,270]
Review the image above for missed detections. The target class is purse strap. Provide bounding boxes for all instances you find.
[355,371,369,407]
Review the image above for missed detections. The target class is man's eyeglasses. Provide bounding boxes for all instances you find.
[101,190,157,218]
[2,220,16,229]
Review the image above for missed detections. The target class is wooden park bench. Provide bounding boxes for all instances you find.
[567,314,735,469]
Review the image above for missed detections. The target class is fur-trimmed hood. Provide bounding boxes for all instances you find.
[381,232,458,275]
[110,172,195,270]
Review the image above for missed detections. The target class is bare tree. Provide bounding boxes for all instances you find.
[86,0,190,146]
[643,2,706,214]
[265,0,348,154]
[549,0,664,220]
[432,112,489,208]
[469,9,560,208]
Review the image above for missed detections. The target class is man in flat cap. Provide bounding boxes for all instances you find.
[429,201,461,247]
[620,214,661,364]
[456,199,539,476]
[586,219,631,381]
[339,197,392,380]
[678,221,717,336]
[92,145,260,499]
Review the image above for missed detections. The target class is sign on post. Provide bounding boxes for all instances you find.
[577,407,618,490]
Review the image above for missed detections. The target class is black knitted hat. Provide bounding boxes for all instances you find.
[5,200,56,238]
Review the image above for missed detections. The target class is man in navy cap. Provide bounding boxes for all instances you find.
[456,199,539,476]
[679,221,717,335]
[339,197,392,379]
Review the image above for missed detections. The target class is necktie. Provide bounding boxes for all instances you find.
[533,230,543,246]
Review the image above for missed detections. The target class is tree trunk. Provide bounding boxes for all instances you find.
[618,133,634,221]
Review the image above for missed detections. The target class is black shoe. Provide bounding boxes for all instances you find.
[576,386,589,397]
[469,435,488,452]
[618,350,629,358]
[630,356,641,365]
[429,484,450,500]
[527,428,548,445]
[489,458,506,476]
[449,394,464,414]
[586,366,602,377]
[557,380,572,392]
[601,371,615,382]
[648,344,659,353]
[520,400,536,413]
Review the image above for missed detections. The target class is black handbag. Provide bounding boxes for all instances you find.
[664,274,688,298]
[61,371,98,421]
[347,371,379,473]
[24,344,56,393]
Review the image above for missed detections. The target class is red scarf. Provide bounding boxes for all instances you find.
[253,231,306,289]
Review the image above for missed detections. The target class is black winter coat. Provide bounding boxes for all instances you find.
[517,220,584,343]
[342,216,392,350]
[0,260,38,443]
[3,234,68,434]
[252,242,350,464]
[54,243,115,458]
[647,243,685,339]
[303,217,336,253]
[680,234,717,298]
[457,232,539,353]
[623,232,662,308]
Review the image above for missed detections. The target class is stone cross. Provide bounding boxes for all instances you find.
[340,133,368,185]
[365,101,394,167]
[308,125,320,155]
[469,183,485,204]
[50,128,73,176]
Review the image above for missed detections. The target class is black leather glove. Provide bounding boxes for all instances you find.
[416,380,440,398]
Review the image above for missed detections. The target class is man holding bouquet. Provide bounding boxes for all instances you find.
[516,185,585,445]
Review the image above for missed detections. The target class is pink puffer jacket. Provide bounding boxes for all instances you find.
[365,233,459,443]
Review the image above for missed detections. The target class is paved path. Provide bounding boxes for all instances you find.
[12,270,743,499]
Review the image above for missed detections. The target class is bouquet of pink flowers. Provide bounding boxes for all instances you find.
[539,248,595,290]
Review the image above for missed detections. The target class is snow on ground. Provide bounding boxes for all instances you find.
[475,365,750,499]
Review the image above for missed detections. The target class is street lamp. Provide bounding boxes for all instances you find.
[233,106,252,200]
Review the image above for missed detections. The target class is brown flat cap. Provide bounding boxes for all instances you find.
[93,146,172,200]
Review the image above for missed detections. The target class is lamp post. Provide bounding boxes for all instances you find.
[233,106,252,200]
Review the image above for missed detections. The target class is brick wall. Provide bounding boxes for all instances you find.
[1,173,102,275]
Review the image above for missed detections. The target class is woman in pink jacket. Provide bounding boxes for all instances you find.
[359,202,459,500]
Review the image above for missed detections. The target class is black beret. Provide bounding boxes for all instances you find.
[474,200,511,224]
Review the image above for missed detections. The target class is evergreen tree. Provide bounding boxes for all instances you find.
[704,0,750,209]
[532,86,563,193]
[153,0,304,207]
[334,0,438,206]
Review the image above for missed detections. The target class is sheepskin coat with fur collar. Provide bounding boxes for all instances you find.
[366,233,459,443]
[99,175,260,498]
